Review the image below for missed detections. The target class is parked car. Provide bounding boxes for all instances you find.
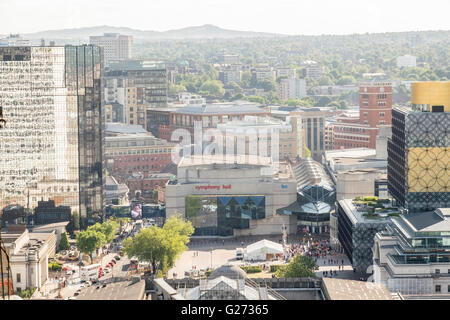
[66,270,73,276]
[114,256,120,260]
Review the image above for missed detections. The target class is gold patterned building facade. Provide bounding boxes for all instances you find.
[388,81,450,211]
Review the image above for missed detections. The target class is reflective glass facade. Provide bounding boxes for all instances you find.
[185,195,266,236]
[0,46,105,227]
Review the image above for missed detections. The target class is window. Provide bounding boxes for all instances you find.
[379,112,385,117]
[16,273,21,283]
[435,269,440,274]
[436,285,441,293]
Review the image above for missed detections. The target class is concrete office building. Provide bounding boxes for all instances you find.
[165,155,298,237]
[396,55,417,68]
[104,60,168,130]
[271,107,327,162]
[388,81,450,212]
[0,34,31,47]
[279,78,307,101]
[105,102,126,123]
[251,64,276,82]
[373,208,450,296]
[324,122,334,151]
[218,53,240,65]
[0,46,105,225]
[178,92,206,106]
[337,199,396,273]
[302,64,323,79]
[276,68,297,79]
[219,64,242,85]
[89,33,132,66]
[216,115,300,161]
[168,102,269,143]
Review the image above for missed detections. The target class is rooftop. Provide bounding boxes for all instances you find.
[400,209,450,234]
[324,148,376,162]
[105,122,148,134]
[76,279,146,300]
[322,278,394,300]
[178,155,273,168]
[172,103,266,115]
[292,158,334,191]
[339,199,397,225]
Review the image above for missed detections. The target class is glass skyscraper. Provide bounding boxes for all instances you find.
[0,45,105,227]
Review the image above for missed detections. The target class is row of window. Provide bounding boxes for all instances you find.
[115,155,171,162]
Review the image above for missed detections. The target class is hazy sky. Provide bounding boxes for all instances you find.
[1,0,449,35]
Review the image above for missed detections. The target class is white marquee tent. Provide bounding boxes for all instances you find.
[245,239,284,261]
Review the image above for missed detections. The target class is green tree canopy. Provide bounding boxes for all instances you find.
[305,147,312,158]
[199,80,225,98]
[76,229,106,262]
[275,255,318,278]
[88,220,119,244]
[283,98,302,107]
[59,232,70,251]
[168,83,187,96]
[244,95,266,104]
[122,215,194,275]
[336,75,356,85]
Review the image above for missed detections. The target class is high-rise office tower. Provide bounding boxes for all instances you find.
[0,45,105,226]
[388,81,450,211]
[89,33,132,66]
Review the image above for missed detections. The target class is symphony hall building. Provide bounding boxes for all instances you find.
[165,155,297,237]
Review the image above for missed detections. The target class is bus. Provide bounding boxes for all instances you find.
[80,264,101,282]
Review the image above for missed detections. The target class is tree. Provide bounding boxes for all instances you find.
[305,147,312,158]
[337,75,356,85]
[283,98,302,107]
[168,83,187,96]
[76,229,106,262]
[59,232,70,251]
[275,255,318,278]
[244,95,266,104]
[88,220,119,244]
[256,79,277,92]
[122,215,194,275]
[199,80,225,98]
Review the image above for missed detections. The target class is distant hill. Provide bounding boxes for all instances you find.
[23,24,283,41]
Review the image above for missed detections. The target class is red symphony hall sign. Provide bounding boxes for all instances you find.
[195,184,232,191]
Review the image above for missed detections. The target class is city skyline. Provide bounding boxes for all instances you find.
[1,0,450,36]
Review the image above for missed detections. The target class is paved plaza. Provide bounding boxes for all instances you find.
[169,233,366,281]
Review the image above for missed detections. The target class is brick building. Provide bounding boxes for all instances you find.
[105,133,174,176]
[333,82,392,149]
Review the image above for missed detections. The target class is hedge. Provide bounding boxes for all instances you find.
[269,265,285,273]
[48,262,62,271]
[240,265,262,274]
